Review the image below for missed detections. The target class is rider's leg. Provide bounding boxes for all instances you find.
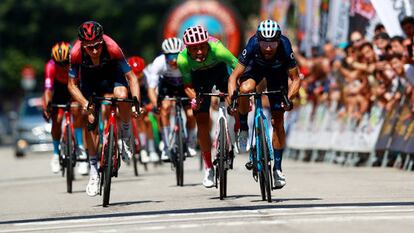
[85,126,100,196]
[196,111,214,188]
[271,110,286,188]
[238,77,257,153]
[160,100,172,152]
[50,110,63,173]
[184,105,197,156]
[72,108,89,175]
[114,86,133,161]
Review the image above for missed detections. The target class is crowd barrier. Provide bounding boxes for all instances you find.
[285,97,414,171]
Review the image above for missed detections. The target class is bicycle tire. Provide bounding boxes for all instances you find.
[66,124,73,193]
[259,117,272,202]
[219,118,227,200]
[132,152,138,176]
[103,124,114,207]
[176,122,184,186]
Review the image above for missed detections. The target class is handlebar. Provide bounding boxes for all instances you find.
[229,88,292,111]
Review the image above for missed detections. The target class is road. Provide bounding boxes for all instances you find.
[0,146,414,233]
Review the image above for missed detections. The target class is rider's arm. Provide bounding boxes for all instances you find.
[214,40,239,69]
[125,70,140,101]
[228,62,246,97]
[43,60,54,110]
[68,64,88,109]
[288,67,301,100]
[281,36,301,100]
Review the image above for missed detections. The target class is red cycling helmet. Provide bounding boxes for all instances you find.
[78,21,104,42]
[128,56,145,77]
[183,25,209,46]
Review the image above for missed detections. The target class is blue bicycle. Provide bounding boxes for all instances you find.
[231,88,291,202]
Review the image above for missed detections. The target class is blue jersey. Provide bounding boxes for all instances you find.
[238,35,297,76]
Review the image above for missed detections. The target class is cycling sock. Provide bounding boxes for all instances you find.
[187,128,197,148]
[121,121,130,138]
[148,139,156,152]
[273,148,284,171]
[239,113,248,131]
[161,127,170,148]
[138,133,146,147]
[89,156,98,176]
[52,140,60,155]
[202,151,213,169]
[74,128,84,147]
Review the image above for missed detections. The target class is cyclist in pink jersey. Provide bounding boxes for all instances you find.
[42,42,88,175]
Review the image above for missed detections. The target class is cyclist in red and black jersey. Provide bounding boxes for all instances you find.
[68,21,140,197]
[42,42,88,175]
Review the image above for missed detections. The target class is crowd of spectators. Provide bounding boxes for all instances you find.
[293,17,414,121]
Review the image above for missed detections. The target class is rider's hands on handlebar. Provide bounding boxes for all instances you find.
[190,97,202,111]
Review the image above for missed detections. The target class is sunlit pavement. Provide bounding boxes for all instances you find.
[1,146,414,233]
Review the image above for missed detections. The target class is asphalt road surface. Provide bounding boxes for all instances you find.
[1,146,414,233]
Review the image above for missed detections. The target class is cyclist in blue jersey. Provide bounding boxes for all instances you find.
[228,20,301,189]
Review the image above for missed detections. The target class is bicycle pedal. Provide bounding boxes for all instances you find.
[245,161,253,170]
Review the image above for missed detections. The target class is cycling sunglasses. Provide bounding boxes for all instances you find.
[82,40,104,50]
[259,41,279,49]
[165,53,178,61]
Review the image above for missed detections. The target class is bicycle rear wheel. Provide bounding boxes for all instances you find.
[258,117,272,202]
[219,118,227,200]
[103,124,114,207]
[66,124,74,193]
[176,123,184,186]
[132,150,139,176]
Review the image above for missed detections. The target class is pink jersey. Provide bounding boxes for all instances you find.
[44,59,69,90]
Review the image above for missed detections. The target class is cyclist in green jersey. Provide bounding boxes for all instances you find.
[177,25,238,188]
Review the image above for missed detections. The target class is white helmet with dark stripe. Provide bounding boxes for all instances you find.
[162,37,183,54]
[257,19,281,42]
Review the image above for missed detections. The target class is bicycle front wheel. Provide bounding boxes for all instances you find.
[103,124,114,207]
[176,123,184,186]
[219,118,227,200]
[66,124,74,193]
[258,117,272,202]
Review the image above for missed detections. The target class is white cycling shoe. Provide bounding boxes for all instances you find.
[188,146,197,157]
[203,168,215,188]
[77,146,89,175]
[86,174,100,197]
[161,149,170,161]
[149,151,160,162]
[50,154,61,174]
[140,150,150,163]
[273,169,286,189]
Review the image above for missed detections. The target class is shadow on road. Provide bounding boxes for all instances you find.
[210,194,261,200]
[94,200,164,207]
[251,198,323,203]
[3,201,414,225]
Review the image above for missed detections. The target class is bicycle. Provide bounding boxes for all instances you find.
[162,96,190,186]
[88,95,139,207]
[231,88,291,202]
[48,102,85,193]
[199,92,234,200]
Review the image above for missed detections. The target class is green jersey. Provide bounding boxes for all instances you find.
[177,38,238,85]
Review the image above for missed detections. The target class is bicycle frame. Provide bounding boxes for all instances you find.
[213,96,232,156]
[99,103,119,173]
[251,97,274,173]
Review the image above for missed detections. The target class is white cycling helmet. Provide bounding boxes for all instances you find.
[161,37,183,54]
[257,19,281,42]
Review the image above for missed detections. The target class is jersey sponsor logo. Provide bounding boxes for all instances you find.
[242,49,247,57]
[163,0,241,55]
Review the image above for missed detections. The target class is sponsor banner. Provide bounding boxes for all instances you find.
[260,0,291,30]
[163,0,241,55]
[327,0,350,46]
[375,107,399,151]
[371,0,404,36]
[389,104,412,151]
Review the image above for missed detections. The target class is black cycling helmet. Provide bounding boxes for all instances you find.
[78,21,104,42]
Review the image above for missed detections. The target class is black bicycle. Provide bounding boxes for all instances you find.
[162,96,190,186]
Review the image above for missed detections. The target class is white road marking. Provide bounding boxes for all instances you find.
[2,206,414,232]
